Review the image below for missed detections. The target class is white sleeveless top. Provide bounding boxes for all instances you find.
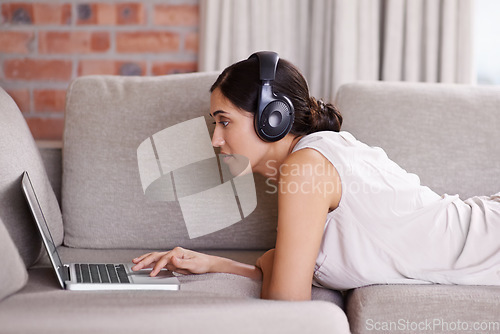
[292,131,500,290]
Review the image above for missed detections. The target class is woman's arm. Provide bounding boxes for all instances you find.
[261,148,341,301]
[132,247,262,280]
[211,254,262,280]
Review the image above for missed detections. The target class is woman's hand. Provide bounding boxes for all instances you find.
[132,247,263,280]
[132,247,213,277]
[255,249,275,299]
[255,248,275,272]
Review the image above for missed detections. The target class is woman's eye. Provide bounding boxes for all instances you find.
[212,121,229,127]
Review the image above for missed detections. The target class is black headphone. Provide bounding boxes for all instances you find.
[249,51,295,142]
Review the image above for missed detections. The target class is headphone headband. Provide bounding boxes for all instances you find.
[249,51,279,81]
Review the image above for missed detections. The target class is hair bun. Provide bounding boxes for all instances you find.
[308,97,343,133]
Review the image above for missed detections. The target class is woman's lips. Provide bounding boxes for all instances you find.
[220,152,233,163]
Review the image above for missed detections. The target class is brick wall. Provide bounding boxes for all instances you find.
[0,0,199,141]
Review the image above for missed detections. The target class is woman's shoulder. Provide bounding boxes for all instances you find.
[284,145,327,170]
[290,131,361,167]
[282,141,342,211]
[293,131,358,151]
[284,138,341,185]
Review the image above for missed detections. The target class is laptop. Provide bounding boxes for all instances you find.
[21,171,180,291]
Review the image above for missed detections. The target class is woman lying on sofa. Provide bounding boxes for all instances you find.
[131,51,500,301]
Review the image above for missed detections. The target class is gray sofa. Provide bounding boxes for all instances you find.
[0,72,499,334]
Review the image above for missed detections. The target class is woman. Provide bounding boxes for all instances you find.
[132,52,500,301]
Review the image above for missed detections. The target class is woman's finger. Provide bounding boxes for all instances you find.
[132,252,151,263]
[132,252,163,271]
[150,254,173,277]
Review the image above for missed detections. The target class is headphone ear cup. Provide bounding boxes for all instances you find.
[249,51,295,142]
[257,95,294,142]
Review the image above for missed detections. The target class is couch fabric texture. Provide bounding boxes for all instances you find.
[0,217,28,301]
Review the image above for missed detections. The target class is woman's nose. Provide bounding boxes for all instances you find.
[211,128,225,148]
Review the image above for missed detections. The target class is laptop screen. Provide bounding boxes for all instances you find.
[22,171,67,288]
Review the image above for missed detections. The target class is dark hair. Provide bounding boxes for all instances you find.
[210,56,342,136]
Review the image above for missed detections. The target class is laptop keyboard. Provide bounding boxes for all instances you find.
[74,264,130,284]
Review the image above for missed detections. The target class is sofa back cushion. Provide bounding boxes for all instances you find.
[0,88,63,267]
[63,73,278,250]
[0,217,28,300]
[335,81,500,199]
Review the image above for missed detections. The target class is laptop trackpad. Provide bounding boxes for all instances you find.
[126,264,178,284]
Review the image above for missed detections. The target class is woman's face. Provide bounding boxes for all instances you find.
[210,88,268,174]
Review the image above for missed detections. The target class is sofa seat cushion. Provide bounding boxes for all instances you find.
[63,73,279,251]
[1,249,350,334]
[346,284,500,334]
[0,218,28,301]
[0,88,63,267]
